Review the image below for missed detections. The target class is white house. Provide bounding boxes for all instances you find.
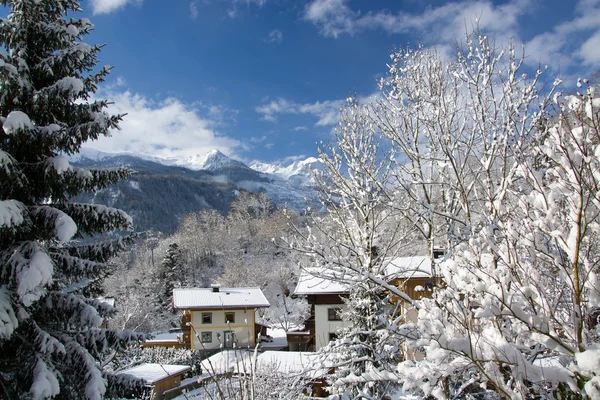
[293,255,440,354]
[293,273,352,351]
[173,285,270,351]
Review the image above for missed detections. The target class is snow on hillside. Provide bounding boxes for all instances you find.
[250,157,321,186]
[70,148,320,212]
[75,148,246,171]
[73,148,320,186]
[72,147,180,166]
[173,149,247,171]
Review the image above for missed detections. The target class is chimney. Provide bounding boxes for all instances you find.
[211,283,220,293]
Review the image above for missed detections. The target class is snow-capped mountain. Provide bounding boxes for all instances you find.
[74,147,319,186]
[173,149,248,171]
[71,147,183,166]
[70,149,320,233]
[73,148,248,171]
[250,157,321,186]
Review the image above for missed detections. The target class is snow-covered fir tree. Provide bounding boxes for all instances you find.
[159,242,184,310]
[0,1,143,398]
[327,282,402,398]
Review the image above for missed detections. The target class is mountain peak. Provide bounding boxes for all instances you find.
[250,157,321,186]
[177,149,246,171]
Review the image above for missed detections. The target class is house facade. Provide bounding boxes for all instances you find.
[386,255,437,323]
[386,255,440,360]
[173,286,270,351]
[294,255,440,356]
[293,274,352,351]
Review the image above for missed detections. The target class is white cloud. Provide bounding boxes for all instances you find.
[256,92,380,126]
[304,0,357,38]
[264,29,283,44]
[303,0,600,75]
[88,90,241,159]
[256,98,342,126]
[226,0,269,18]
[526,0,600,70]
[89,0,142,15]
[250,135,267,143]
[303,0,530,41]
[576,30,600,65]
[189,1,199,20]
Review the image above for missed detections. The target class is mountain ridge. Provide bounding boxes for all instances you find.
[70,149,320,234]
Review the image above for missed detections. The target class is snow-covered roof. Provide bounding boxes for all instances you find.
[293,257,433,296]
[251,351,328,378]
[201,350,254,374]
[385,256,433,279]
[173,287,270,310]
[96,297,115,307]
[117,363,190,384]
[293,272,350,295]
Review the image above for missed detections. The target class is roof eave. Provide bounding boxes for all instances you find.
[173,304,270,310]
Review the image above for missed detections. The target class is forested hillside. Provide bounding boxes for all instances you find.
[71,154,317,234]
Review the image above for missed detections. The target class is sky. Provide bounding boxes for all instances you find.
[50,0,600,165]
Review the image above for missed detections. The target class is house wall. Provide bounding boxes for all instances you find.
[393,277,434,323]
[190,308,256,350]
[314,304,351,350]
[393,276,435,361]
[152,375,183,400]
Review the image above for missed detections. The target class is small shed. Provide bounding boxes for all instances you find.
[117,363,191,400]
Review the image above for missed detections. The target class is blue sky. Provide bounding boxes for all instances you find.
[68,0,600,165]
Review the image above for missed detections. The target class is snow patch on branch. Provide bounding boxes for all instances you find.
[52,155,71,174]
[30,358,60,398]
[0,286,18,338]
[575,347,600,376]
[17,246,54,307]
[0,200,25,228]
[3,110,33,134]
[65,24,79,36]
[53,76,84,97]
[54,212,77,243]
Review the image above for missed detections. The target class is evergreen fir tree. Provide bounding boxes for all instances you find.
[0,1,143,398]
[326,282,403,398]
[160,242,183,309]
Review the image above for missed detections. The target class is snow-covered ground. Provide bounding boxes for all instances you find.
[260,327,288,350]
[145,329,182,343]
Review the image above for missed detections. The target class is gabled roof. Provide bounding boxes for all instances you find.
[172,287,270,310]
[294,256,434,295]
[385,256,433,279]
[117,363,190,384]
[293,272,350,295]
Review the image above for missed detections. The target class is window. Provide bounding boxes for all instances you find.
[225,312,235,323]
[328,308,342,321]
[202,312,212,324]
[201,332,212,343]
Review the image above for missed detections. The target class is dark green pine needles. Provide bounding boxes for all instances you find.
[0,1,144,398]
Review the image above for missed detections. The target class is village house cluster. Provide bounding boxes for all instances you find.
[123,255,440,398]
